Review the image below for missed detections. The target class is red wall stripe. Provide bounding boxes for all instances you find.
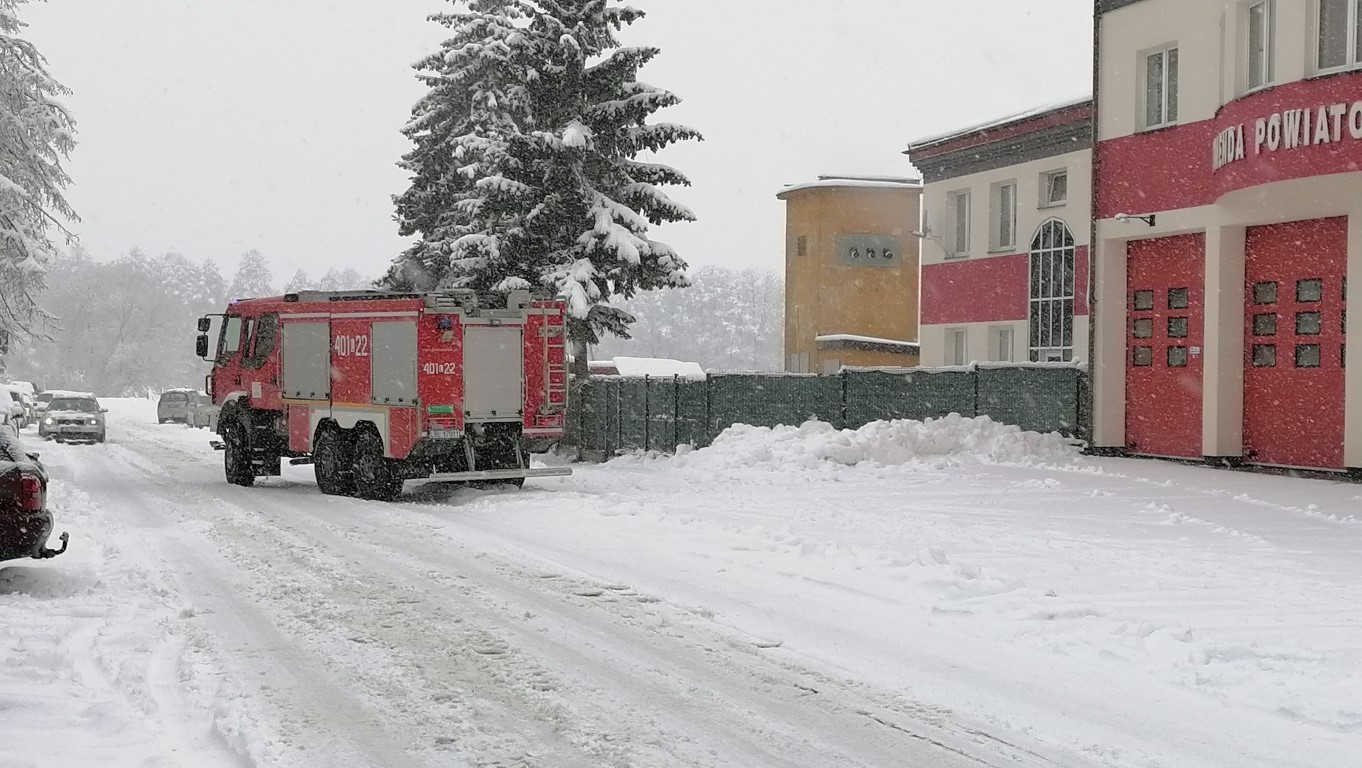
[921,246,1089,325]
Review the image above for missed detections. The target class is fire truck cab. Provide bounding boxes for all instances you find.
[196,288,571,500]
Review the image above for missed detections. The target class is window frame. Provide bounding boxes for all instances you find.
[988,326,1015,362]
[947,190,972,259]
[1028,219,1077,363]
[1315,0,1362,74]
[991,181,1017,252]
[1246,0,1276,92]
[1040,169,1068,208]
[1141,44,1180,130]
[946,328,968,366]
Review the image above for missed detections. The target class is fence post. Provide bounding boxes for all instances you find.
[972,363,981,419]
[839,368,849,430]
[673,374,680,450]
[643,375,650,452]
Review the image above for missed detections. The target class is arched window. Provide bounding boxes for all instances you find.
[1029,220,1076,361]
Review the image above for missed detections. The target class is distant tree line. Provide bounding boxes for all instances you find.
[591,266,783,372]
[4,247,371,396]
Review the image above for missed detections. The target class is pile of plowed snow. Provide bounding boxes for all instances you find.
[664,415,1080,472]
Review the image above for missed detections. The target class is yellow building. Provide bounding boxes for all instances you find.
[777,175,922,373]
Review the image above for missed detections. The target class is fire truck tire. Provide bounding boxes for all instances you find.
[313,428,355,497]
[222,420,256,487]
[351,431,402,502]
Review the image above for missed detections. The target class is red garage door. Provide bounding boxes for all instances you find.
[1243,217,1347,469]
[1126,235,1205,458]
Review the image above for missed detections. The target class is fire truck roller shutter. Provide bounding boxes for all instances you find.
[464,325,524,422]
[281,321,331,400]
[370,321,418,405]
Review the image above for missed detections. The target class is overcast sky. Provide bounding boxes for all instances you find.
[19,0,1092,282]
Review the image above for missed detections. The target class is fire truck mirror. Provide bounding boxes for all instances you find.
[196,334,210,359]
[197,316,212,333]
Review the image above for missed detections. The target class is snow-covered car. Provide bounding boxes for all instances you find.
[39,394,106,443]
[1,387,27,429]
[0,412,18,439]
[0,428,65,562]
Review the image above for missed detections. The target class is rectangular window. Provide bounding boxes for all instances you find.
[1168,317,1189,338]
[992,182,1016,250]
[1132,318,1153,338]
[1297,278,1323,302]
[1253,343,1277,367]
[1296,343,1321,368]
[1167,346,1189,367]
[1041,170,1068,207]
[988,326,1014,362]
[947,328,968,366]
[949,191,971,257]
[796,235,808,257]
[1144,46,1179,128]
[1248,1,1275,90]
[1317,0,1361,70]
[1133,290,1155,311]
[1253,312,1278,335]
[1132,346,1153,366]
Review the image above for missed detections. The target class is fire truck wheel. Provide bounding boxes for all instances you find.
[313,428,355,496]
[223,420,256,487]
[352,431,402,502]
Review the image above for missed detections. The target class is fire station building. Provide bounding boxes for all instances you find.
[907,100,1093,367]
[1092,0,1362,471]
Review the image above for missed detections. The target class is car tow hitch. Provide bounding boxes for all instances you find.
[36,531,68,559]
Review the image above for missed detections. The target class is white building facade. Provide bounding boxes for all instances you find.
[907,102,1094,368]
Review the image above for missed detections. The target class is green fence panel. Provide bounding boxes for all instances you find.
[706,374,843,439]
[675,379,709,448]
[844,369,977,428]
[614,378,649,451]
[975,364,1083,436]
[645,377,679,453]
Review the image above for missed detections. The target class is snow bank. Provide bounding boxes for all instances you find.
[660,414,1079,472]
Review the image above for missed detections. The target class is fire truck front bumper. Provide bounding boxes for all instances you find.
[425,466,572,483]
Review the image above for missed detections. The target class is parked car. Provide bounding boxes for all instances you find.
[0,429,66,562]
[157,388,204,424]
[39,394,106,443]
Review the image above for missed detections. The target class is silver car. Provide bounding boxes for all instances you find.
[157,389,205,424]
[40,395,107,443]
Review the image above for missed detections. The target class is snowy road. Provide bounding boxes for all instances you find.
[2,401,1361,767]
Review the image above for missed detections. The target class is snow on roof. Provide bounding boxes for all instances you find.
[905,93,1093,150]
[777,174,922,197]
[610,357,706,379]
[42,389,96,398]
[815,334,920,350]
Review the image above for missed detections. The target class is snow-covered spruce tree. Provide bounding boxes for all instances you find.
[0,0,77,352]
[385,0,700,363]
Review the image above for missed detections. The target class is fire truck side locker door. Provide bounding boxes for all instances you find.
[280,321,331,401]
[463,325,524,422]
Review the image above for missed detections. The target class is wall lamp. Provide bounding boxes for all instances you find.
[1113,212,1156,227]
[909,226,943,243]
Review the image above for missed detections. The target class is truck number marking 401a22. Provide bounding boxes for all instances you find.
[195,288,571,502]
[333,335,370,358]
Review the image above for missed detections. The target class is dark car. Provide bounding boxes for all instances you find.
[0,430,66,562]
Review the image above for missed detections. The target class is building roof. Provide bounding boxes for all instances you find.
[815,334,920,353]
[777,174,922,199]
[903,96,1094,184]
[905,95,1092,152]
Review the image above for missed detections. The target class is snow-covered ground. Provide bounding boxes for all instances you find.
[2,399,1360,767]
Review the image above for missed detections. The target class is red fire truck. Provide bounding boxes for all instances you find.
[195,288,571,500]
